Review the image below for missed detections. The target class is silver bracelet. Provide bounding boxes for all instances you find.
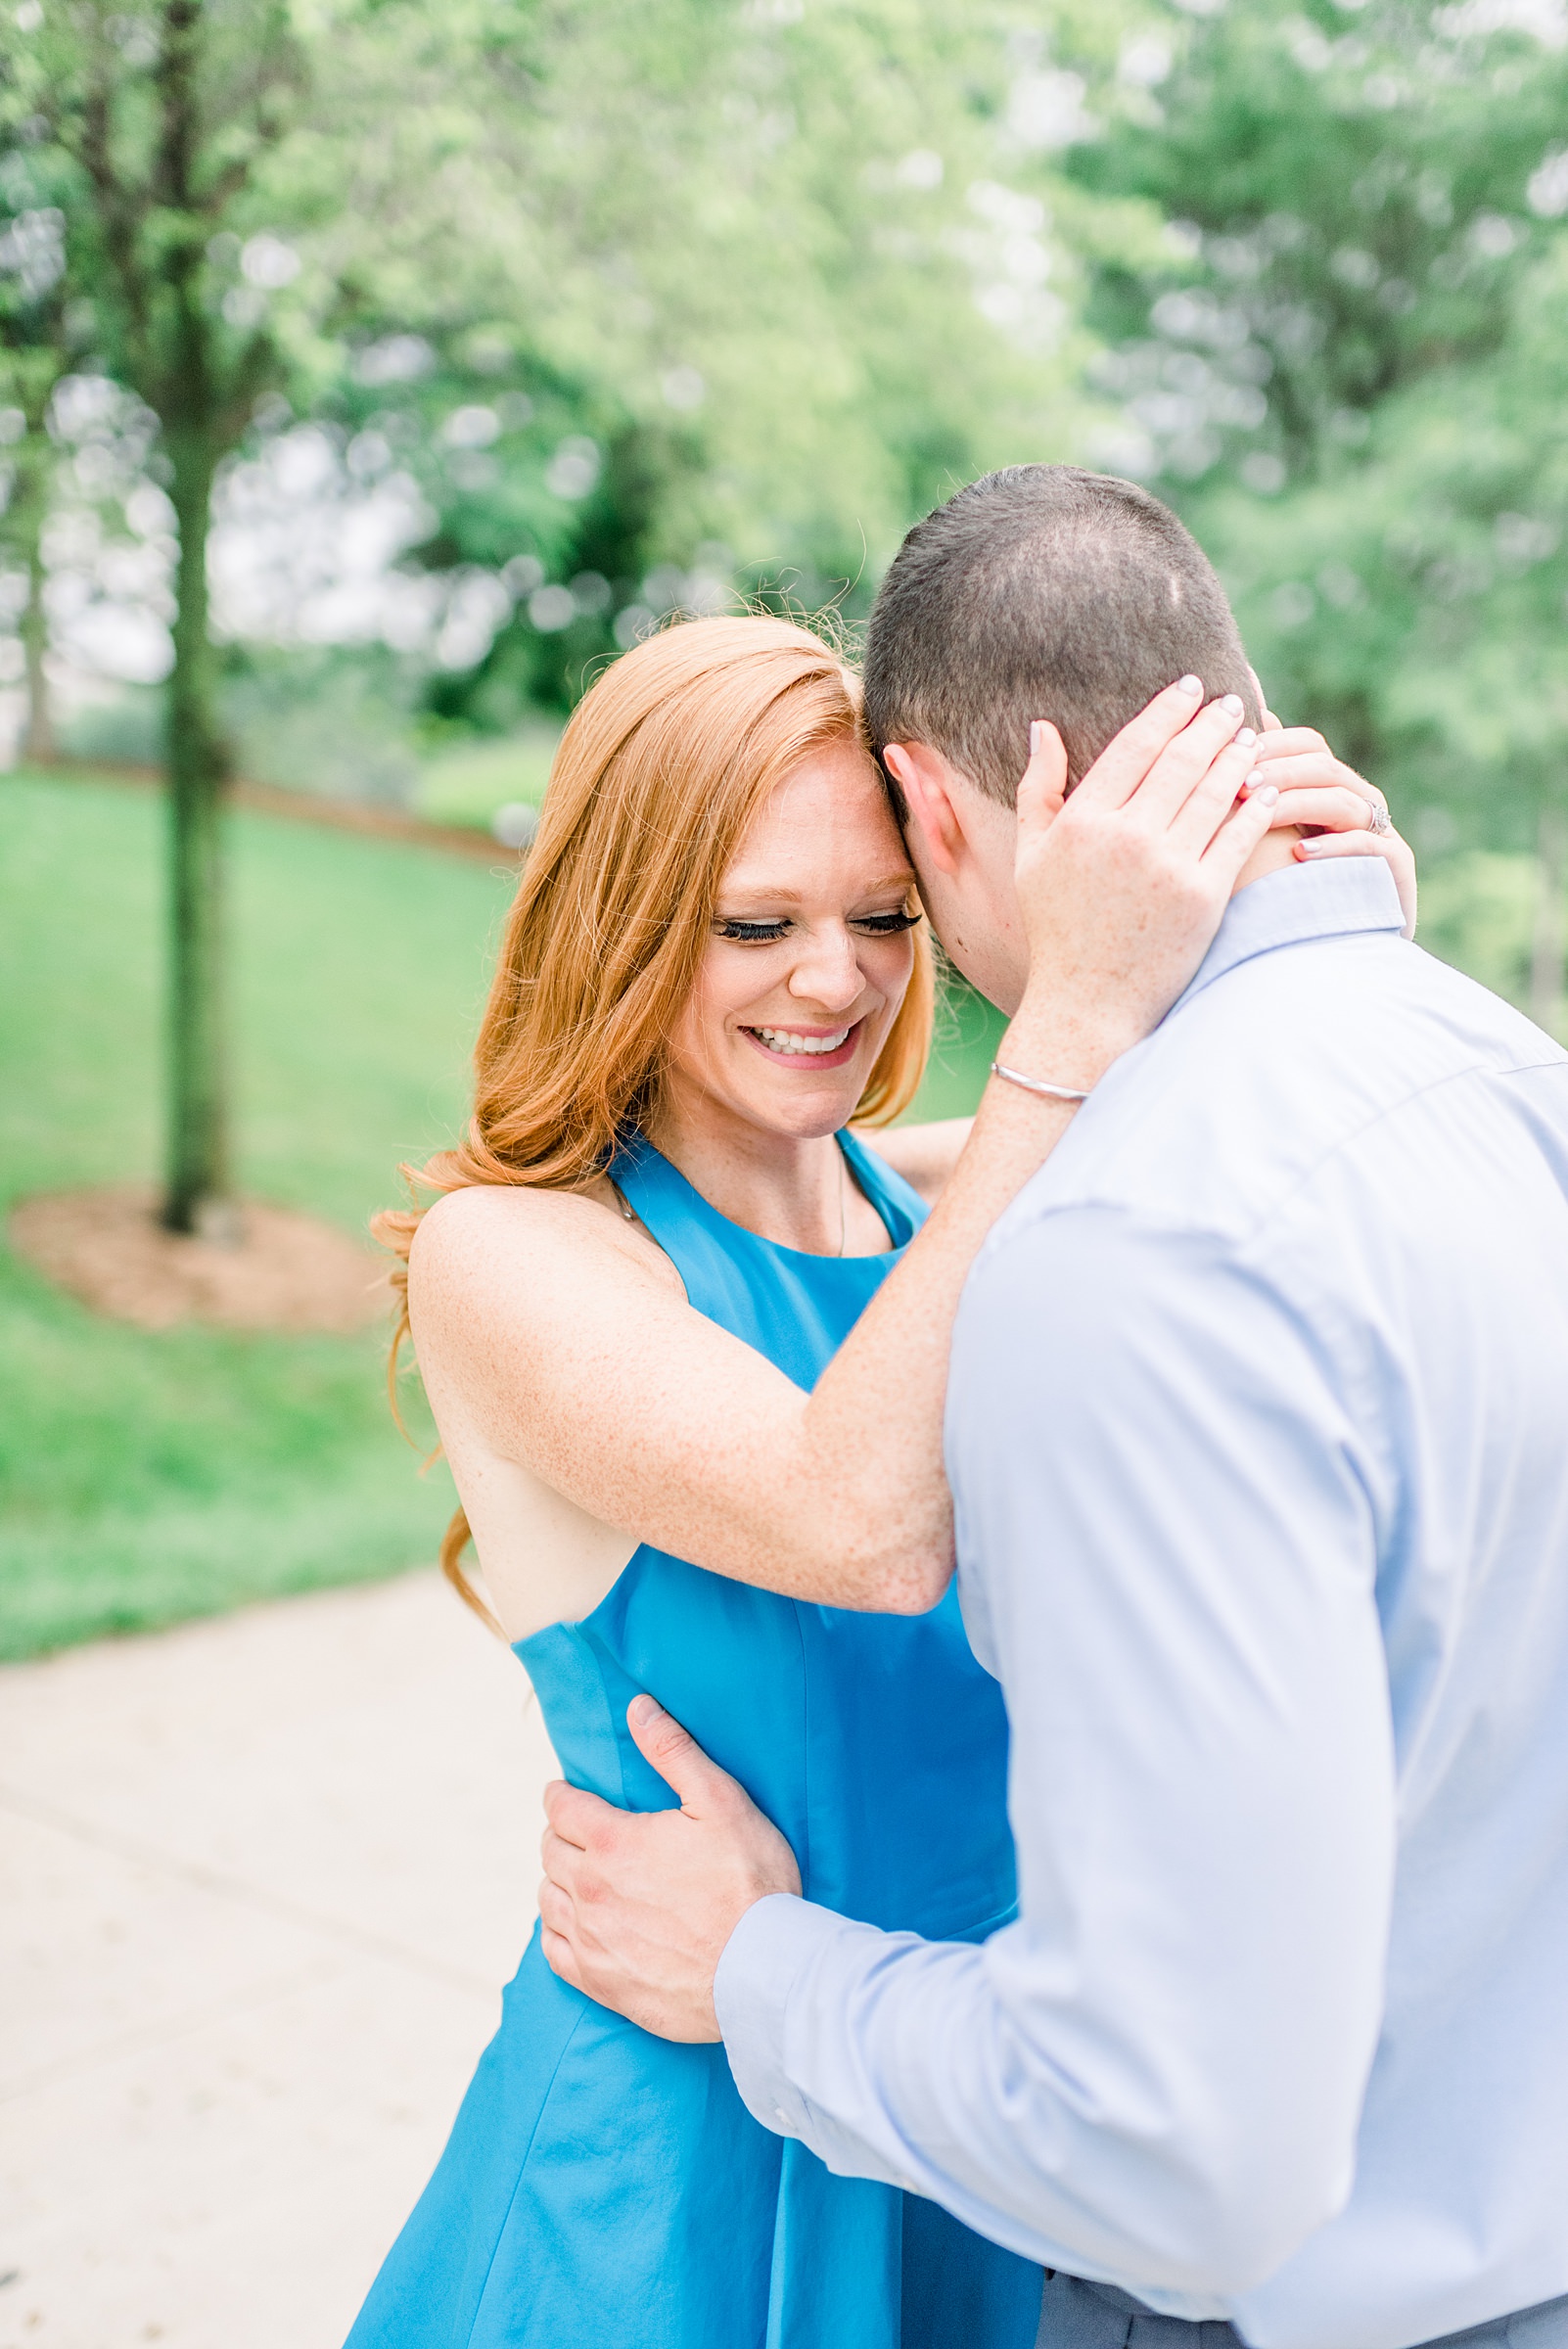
[990,1060,1093,1103]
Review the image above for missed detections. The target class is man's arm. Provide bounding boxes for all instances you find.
[712,1208,1398,2298]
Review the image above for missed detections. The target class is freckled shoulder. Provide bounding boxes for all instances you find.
[409,1174,683,1299]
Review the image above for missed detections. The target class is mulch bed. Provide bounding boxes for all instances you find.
[40,759,516,865]
[8,1185,391,1334]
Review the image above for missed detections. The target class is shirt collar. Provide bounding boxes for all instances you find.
[1175,856,1406,1012]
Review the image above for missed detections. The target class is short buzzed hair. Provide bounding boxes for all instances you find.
[863,465,1261,805]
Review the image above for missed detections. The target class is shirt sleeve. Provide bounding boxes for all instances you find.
[715,1206,1398,2301]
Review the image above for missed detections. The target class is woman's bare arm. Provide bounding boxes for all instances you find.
[854,1117,973,1205]
[410,688,1277,1618]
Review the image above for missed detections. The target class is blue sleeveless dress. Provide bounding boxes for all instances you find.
[346,1131,1042,2349]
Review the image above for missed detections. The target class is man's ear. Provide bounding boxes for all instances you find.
[1246,664,1282,734]
[882,742,967,878]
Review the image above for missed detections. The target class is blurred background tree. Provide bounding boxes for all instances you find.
[0,137,79,764]
[2,0,1150,1229]
[1071,0,1568,1028]
[4,0,324,1232]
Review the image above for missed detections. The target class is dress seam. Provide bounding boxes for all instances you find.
[791,1598,812,1897]
[576,1624,638,1810]
[463,1997,592,2347]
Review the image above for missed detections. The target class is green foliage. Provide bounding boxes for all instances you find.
[1077,2,1568,469]
[1069,0,1568,1016]
[1,0,307,432]
[280,0,1153,721]
[1416,852,1544,1012]
[1200,236,1568,835]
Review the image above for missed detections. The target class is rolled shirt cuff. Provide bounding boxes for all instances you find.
[713,1891,850,2139]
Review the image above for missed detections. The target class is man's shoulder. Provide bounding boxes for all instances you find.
[982,930,1566,1268]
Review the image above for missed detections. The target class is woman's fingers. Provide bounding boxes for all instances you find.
[1121,696,1255,831]
[1259,785,1383,835]
[1296,827,1417,938]
[1016,719,1069,837]
[1251,726,1330,763]
[1165,733,1265,853]
[1071,674,1208,809]
[1247,750,1345,791]
[1252,744,1390,822]
[1199,776,1279,884]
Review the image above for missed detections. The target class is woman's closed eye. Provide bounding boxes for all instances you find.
[713,909,922,945]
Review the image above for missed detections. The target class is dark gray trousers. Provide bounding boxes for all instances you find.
[1035,2274,1568,2349]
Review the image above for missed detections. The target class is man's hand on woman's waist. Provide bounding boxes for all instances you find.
[538,1692,801,2041]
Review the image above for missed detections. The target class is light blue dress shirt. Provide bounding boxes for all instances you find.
[715,859,1568,2349]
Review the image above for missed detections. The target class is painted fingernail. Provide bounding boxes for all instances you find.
[1234,727,1257,750]
[1239,768,1265,792]
[1257,782,1280,804]
[1299,832,1327,851]
[1219,693,1245,718]
[1176,673,1203,695]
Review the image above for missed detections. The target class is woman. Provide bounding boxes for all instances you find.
[349,617,1411,2349]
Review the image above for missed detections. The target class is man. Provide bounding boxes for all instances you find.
[539,468,1568,2349]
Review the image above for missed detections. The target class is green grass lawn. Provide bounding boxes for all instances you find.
[0,770,999,1659]
[0,772,522,1659]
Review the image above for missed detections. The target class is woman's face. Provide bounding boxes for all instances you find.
[662,737,921,1146]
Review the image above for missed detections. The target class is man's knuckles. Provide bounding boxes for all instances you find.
[572,1860,611,1905]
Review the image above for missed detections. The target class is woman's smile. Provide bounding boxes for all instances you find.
[739,1019,864,1069]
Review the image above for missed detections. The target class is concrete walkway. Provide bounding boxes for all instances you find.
[0,1573,558,2349]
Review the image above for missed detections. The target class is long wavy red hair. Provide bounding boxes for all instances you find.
[374,616,935,1630]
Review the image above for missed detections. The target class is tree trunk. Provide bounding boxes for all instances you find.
[9,423,57,766]
[20,526,55,766]
[161,430,234,1237]
[1529,797,1567,1041]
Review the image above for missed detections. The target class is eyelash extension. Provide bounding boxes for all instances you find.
[713,910,922,944]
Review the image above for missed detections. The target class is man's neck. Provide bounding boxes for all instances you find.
[1232,824,1303,898]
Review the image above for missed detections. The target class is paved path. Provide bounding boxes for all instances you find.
[0,1573,558,2349]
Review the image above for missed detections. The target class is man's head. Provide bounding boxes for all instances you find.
[865,464,1265,1006]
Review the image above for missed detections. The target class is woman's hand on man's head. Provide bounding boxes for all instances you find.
[1249,724,1417,939]
[1005,678,1279,1084]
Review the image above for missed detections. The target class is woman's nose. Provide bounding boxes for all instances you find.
[787,927,863,1011]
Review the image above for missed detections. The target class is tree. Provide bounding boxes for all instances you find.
[317,0,1154,724]
[1066,0,1568,1026]
[0,147,79,762]
[2,0,327,1232]
[5,0,1167,1213]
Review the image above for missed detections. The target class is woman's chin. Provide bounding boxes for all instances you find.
[731,1067,869,1140]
